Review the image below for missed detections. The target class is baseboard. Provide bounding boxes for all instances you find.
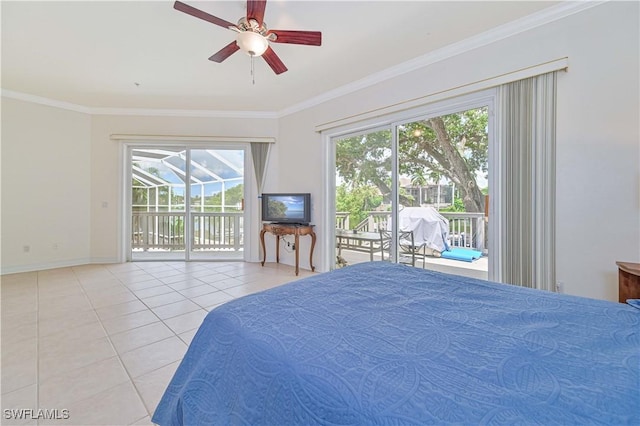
[0,257,123,276]
[88,257,121,265]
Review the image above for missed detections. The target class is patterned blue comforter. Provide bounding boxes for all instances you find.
[153,262,639,425]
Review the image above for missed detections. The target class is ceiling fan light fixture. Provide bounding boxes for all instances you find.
[174,0,320,75]
[236,31,268,57]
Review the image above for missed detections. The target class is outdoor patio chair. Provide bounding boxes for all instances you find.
[379,230,426,268]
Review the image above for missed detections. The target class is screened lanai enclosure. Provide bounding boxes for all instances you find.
[130,147,245,260]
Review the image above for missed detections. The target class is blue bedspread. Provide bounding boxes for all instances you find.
[153,262,639,425]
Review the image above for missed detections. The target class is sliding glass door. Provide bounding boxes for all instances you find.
[332,95,492,280]
[334,128,393,263]
[130,146,245,261]
[395,107,489,278]
[189,149,245,260]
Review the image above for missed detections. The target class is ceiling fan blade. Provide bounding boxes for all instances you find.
[208,42,240,63]
[262,46,288,75]
[247,0,267,27]
[267,30,321,46]
[174,1,236,29]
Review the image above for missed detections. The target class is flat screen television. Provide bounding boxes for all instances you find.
[261,193,311,225]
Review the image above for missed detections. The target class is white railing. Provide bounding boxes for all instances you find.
[192,212,243,251]
[337,211,486,252]
[354,212,390,232]
[132,212,186,250]
[336,212,350,230]
[444,212,486,252]
[132,211,243,252]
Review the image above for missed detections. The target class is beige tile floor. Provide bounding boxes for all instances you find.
[1,261,314,425]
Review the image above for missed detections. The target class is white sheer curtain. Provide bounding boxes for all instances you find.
[497,71,557,291]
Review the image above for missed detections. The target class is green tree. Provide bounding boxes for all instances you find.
[132,178,148,212]
[209,184,244,211]
[439,194,465,212]
[132,166,167,211]
[336,184,383,229]
[223,183,244,207]
[336,108,488,212]
[336,129,402,204]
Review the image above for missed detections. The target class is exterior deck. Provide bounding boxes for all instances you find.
[336,209,488,279]
[337,248,488,280]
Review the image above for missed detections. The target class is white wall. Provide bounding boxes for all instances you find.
[259,108,322,269]
[1,98,91,273]
[276,2,640,301]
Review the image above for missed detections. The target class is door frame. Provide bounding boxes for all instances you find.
[120,140,256,262]
[324,89,498,278]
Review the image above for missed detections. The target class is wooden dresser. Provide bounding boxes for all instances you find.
[616,261,640,303]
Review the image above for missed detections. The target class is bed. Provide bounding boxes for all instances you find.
[153,262,639,425]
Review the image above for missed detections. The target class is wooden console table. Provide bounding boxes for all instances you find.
[260,223,316,275]
[616,261,640,303]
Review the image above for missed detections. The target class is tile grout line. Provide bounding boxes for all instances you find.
[82,262,190,425]
[134,266,240,313]
[36,266,126,425]
[70,264,158,421]
[114,262,216,422]
[83,262,221,420]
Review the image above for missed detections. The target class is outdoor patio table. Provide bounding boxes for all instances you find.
[336,229,390,262]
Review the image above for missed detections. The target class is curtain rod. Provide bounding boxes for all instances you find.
[315,57,568,132]
[110,134,275,143]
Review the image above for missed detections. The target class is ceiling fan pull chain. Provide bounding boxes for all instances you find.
[251,55,256,85]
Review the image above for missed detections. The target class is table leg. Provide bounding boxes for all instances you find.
[276,235,280,264]
[294,234,300,276]
[309,232,316,272]
[260,229,267,266]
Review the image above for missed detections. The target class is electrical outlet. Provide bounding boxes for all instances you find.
[291,244,295,250]
[555,281,564,293]
[23,245,30,253]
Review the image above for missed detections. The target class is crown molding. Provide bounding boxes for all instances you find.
[277,0,607,118]
[1,89,92,114]
[1,89,278,119]
[2,1,606,120]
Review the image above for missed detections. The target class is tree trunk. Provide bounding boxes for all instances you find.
[426,117,484,213]
[369,177,413,207]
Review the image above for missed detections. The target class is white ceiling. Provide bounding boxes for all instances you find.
[1,1,561,113]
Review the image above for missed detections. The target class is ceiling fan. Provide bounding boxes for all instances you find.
[174,0,322,75]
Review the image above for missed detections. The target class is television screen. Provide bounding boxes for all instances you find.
[261,193,311,224]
